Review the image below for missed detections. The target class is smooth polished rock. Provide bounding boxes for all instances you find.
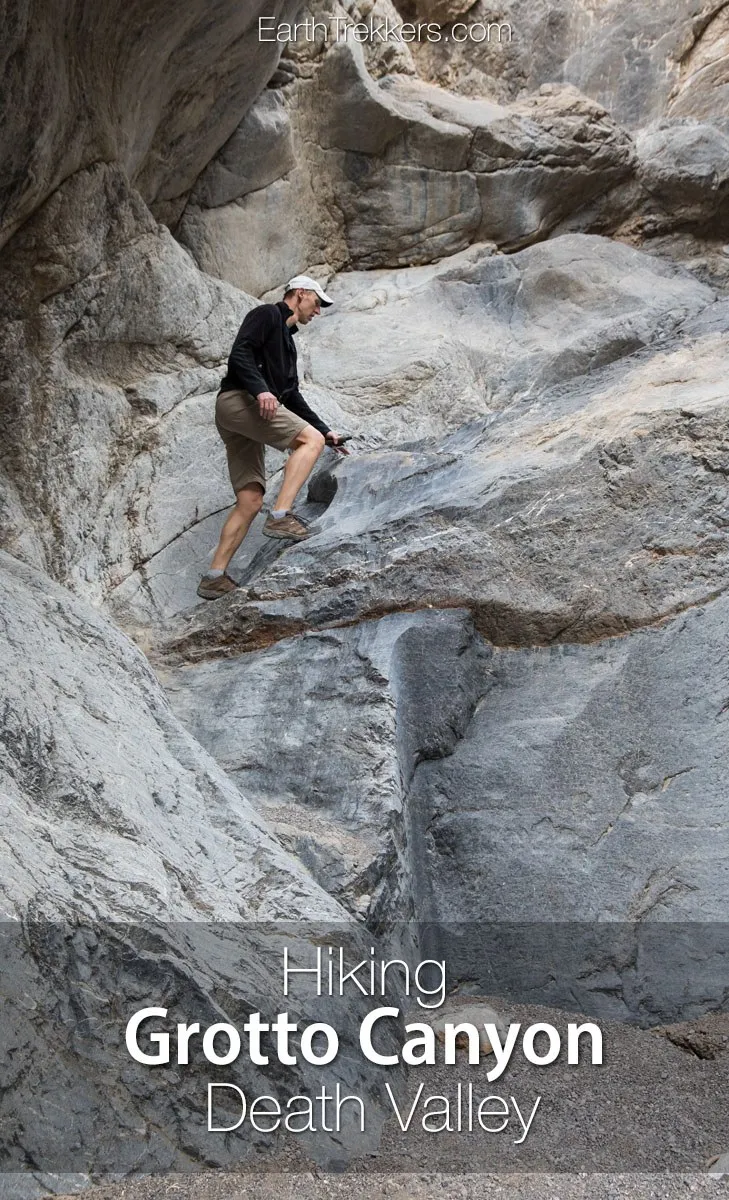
[0,0,301,247]
[408,592,729,1021]
[190,89,296,209]
[164,585,729,1021]
[164,608,489,923]
[109,234,716,626]
[154,271,728,669]
[0,163,246,605]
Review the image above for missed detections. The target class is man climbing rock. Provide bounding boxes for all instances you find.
[197,275,349,600]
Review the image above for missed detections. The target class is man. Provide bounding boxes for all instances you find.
[197,275,348,600]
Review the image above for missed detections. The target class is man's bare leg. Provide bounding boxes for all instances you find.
[210,483,264,571]
[261,427,326,541]
[272,427,325,512]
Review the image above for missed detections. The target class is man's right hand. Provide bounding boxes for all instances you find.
[257,391,279,421]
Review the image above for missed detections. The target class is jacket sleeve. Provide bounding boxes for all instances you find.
[226,306,276,398]
[283,387,331,436]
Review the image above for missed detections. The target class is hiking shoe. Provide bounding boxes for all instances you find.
[196,573,238,600]
[262,512,311,541]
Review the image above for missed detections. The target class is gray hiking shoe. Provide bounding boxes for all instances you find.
[262,512,311,541]
[197,573,238,600]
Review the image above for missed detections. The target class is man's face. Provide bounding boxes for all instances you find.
[296,289,321,324]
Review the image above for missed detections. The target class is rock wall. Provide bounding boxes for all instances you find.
[0,0,300,247]
[0,163,244,602]
[3,0,729,1181]
[175,0,729,296]
[177,17,637,287]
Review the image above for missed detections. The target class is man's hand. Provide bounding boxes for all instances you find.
[325,431,351,455]
[257,391,279,421]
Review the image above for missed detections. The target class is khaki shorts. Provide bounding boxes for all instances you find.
[215,389,308,494]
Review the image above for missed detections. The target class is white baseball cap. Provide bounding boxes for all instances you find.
[286,274,333,306]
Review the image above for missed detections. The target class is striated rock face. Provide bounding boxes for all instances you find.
[178,35,634,287]
[0,551,342,923]
[146,240,729,1020]
[0,164,243,604]
[667,1,729,122]
[135,241,724,1022]
[0,0,300,246]
[405,0,726,127]
[106,233,716,625]
[0,550,398,1173]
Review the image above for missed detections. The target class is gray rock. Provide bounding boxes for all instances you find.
[190,90,296,209]
[0,163,246,606]
[164,608,488,924]
[0,0,302,247]
[338,157,482,268]
[667,3,729,123]
[305,232,714,441]
[0,550,345,923]
[406,0,712,128]
[408,594,729,1022]
[317,41,413,157]
[708,1150,729,1178]
[385,78,634,250]
[568,117,729,246]
[165,589,729,1022]
[180,37,635,288]
[106,233,716,626]
[175,168,345,298]
[636,118,729,221]
[0,550,399,1174]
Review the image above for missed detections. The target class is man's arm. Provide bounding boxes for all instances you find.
[283,388,331,437]
[226,306,277,398]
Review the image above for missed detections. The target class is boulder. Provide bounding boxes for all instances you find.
[469,83,635,247]
[636,118,729,223]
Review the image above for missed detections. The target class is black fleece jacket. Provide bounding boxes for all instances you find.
[220,301,330,436]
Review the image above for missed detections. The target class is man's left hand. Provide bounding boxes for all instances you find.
[325,432,351,455]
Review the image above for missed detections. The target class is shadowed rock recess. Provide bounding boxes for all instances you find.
[2,0,729,1186]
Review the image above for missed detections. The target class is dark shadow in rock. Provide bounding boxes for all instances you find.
[307,465,339,506]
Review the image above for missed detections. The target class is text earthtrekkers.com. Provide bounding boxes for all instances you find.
[258,16,513,43]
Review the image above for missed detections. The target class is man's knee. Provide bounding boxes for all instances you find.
[292,427,325,453]
[235,484,264,512]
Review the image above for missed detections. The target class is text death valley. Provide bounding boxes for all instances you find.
[208,1082,542,1141]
